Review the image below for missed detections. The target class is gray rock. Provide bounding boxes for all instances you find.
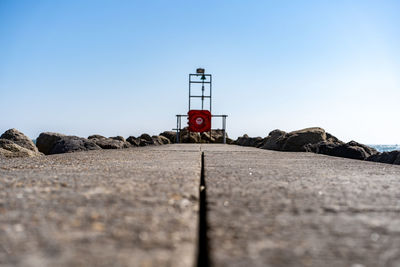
[136,134,155,146]
[160,129,231,144]
[0,139,42,158]
[160,131,177,143]
[157,135,171,145]
[0,128,38,152]
[310,140,377,160]
[200,132,216,143]
[110,136,126,142]
[140,134,153,142]
[36,132,101,155]
[88,134,106,140]
[235,134,264,147]
[127,136,140,147]
[367,150,400,165]
[326,132,340,143]
[178,128,201,143]
[152,136,164,146]
[278,127,326,152]
[211,130,232,144]
[91,138,130,149]
[260,129,286,150]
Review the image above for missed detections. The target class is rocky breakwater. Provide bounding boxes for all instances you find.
[160,128,234,144]
[88,135,131,149]
[34,132,172,155]
[0,129,42,158]
[36,132,102,155]
[366,150,400,165]
[126,134,171,147]
[234,127,400,165]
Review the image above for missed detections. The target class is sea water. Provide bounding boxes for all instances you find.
[369,145,400,152]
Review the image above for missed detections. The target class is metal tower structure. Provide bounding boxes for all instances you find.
[174,68,228,143]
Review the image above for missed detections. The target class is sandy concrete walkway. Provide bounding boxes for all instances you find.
[1,144,400,267]
[202,145,400,267]
[0,146,201,267]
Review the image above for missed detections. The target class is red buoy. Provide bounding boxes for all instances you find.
[188,110,211,132]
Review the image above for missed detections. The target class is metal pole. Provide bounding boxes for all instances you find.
[179,116,182,143]
[223,116,226,144]
[210,75,212,113]
[176,115,179,143]
[188,75,191,111]
[201,76,204,110]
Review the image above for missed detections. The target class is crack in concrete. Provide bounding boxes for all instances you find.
[197,151,211,267]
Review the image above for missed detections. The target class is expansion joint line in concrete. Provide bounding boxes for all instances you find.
[197,152,210,267]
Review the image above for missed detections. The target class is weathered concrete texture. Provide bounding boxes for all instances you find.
[202,144,400,267]
[0,146,201,267]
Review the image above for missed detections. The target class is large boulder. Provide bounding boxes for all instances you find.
[151,136,162,146]
[235,134,265,147]
[160,129,232,144]
[110,136,126,142]
[260,129,286,150]
[154,135,171,145]
[90,137,130,149]
[88,134,106,140]
[0,139,42,158]
[366,151,400,165]
[277,127,327,152]
[211,129,233,144]
[0,128,38,152]
[160,131,177,143]
[126,136,140,147]
[200,132,215,143]
[179,128,201,143]
[309,140,378,160]
[138,134,155,146]
[36,132,101,155]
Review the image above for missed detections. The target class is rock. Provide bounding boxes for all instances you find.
[139,134,153,142]
[88,134,106,140]
[0,139,42,158]
[235,134,264,147]
[138,139,152,146]
[110,136,126,142]
[179,128,201,143]
[310,140,378,160]
[160,131,177,143]
[326,132,340,143]
[136,134,155,146]
[212,130,232,144]
[160,129,232,144]
[36,132,101,155]
[91,137,130,149]
[367,151,400,165]
[158,135,171,145]
[214,135,234,144]
[277,127,326,152]
[0,128,38,152]
[152,136,163,146]
[126,136,140,147]
[260,129,286,150]
[347,141,378,156]
[200,132,216,143]
[225,137,234,144]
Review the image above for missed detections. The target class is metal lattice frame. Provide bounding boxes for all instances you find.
[173,71,228,144]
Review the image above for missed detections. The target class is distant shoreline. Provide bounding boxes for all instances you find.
[369,144,400,152]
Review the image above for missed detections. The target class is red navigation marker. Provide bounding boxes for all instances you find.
[188,110,211,132]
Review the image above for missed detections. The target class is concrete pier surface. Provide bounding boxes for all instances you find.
[1,144,400,267]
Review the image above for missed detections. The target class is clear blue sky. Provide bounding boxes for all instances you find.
[1,0,399,144]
